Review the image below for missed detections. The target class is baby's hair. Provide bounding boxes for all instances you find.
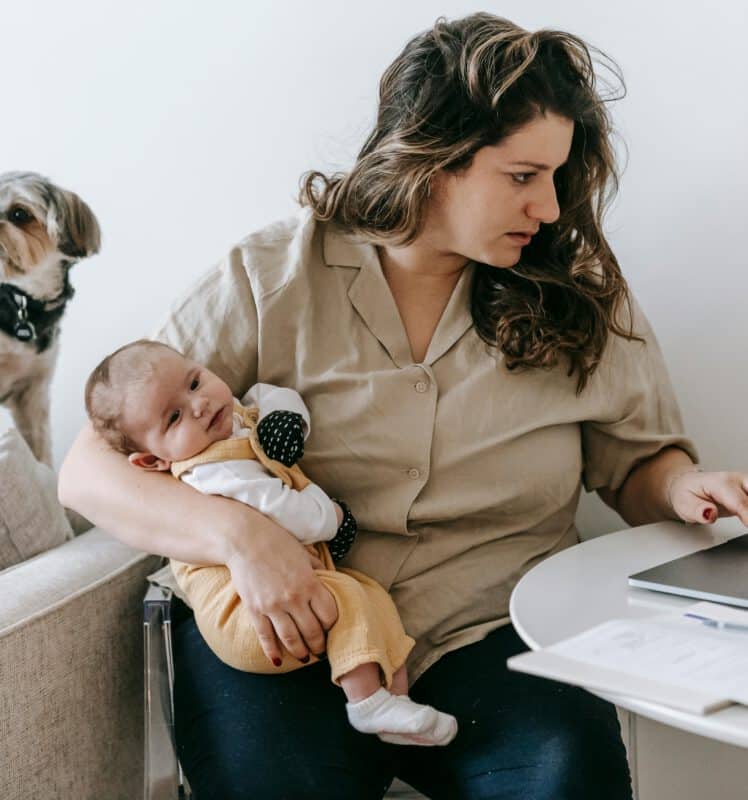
[85,339,183,454]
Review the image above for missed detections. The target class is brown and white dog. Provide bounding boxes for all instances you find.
[0,172,100,465]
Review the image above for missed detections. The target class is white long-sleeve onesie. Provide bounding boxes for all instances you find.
[179,383,339,544]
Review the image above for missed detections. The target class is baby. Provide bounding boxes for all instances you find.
[85,339,457,747]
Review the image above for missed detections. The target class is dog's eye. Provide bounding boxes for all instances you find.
[8,206,33,226]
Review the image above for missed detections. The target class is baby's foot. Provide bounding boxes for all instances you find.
[346,688,458,746]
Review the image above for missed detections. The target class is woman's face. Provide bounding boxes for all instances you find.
[426,112,575,269]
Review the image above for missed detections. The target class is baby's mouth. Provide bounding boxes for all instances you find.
[208,406,225,431]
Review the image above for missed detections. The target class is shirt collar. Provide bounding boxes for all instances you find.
[323,223,475,367]
[322,224,371,268]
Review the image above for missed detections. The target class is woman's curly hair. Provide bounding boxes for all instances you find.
[300,12,641,393]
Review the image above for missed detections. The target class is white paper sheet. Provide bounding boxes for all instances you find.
[508,605,748,714]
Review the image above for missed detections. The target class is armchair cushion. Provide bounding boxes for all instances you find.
[0,427,73,570]
[0,527,162,800]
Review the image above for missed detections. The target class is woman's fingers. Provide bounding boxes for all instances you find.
[309,582,339,631]
[277,583,337,658]
[677,478,718,524]
[250,612,283,666]
[290,604,327,656]
[705,478,748,526]
[250,590,336,665]
[248,602,328,665]
[673,470,748,526]
[224,517,339,665]
[268,610,311,661]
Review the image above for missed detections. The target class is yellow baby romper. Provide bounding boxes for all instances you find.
[169,402,415,688]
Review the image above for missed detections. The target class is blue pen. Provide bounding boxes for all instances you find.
[684,612,748,633]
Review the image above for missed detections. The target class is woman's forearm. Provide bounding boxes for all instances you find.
[58,421,268,564]
[612,446,696,527]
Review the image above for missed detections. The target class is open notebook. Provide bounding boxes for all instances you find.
[507,602,748,714]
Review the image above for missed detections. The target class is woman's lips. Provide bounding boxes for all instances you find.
[506,232,533,246]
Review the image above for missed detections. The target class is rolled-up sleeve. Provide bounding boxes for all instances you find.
[581,294,699,493]
[150,246,258,398]
[182,461,339,543]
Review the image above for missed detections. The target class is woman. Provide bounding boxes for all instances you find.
[60,13,748,799]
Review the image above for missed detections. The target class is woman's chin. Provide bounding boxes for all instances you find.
[478,250,522,269]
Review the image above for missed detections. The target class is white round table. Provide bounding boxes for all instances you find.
[509,515,748,748]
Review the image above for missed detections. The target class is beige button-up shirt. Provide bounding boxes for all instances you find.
[153,208,698,681]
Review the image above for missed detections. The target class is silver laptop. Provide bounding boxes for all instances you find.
[628,532,748,608]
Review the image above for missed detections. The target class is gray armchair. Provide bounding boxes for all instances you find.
[0,527,161,800]
[0,522,422,799]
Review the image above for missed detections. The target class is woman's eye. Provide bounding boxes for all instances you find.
[167,410,180,427]
[8,206,33,225]
[190,377,200,391]
[511,173,535,185]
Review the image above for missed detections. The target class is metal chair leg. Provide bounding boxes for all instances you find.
[144,584,191,800]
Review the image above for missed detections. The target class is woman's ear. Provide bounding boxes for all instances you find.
[128,452,172,471]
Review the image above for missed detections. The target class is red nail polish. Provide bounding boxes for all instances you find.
[273,657,282,667]
[703,508,715,522]
[300,655,310,664]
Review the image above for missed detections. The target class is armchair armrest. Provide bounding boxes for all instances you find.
[0,527,162,800]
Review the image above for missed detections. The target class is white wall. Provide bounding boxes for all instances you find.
[3,0,747,537]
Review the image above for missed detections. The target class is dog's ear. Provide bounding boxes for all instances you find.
[48,188,102,260]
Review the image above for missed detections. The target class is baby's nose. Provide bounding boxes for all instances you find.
[193,397,209,417]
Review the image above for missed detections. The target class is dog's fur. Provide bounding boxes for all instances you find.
[0,172,100,465]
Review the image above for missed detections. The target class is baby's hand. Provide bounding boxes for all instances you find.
[257,410,305,466]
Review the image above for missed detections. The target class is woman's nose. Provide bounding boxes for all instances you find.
[526,180,560,225]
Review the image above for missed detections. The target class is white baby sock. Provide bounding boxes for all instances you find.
[346,687,458,746]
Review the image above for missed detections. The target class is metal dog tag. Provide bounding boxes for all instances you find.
[12,292,36,342]
[13,320,35,341]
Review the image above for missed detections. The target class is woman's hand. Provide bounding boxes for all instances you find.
[225,519,338,666]
[668,469,748,526]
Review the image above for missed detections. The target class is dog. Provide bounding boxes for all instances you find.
[0,171,101,465]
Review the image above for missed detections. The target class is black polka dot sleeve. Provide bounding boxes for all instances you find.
[328,499,358,562]
[256,410,305,467]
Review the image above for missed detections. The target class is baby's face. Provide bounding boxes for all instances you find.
[122,349,234,466]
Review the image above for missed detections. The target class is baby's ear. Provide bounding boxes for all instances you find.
[128,452,172,471]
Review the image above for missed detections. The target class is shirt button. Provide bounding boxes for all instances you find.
[414,381,428,393]
[408,468,421,479]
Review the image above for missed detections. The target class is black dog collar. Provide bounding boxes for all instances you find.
[0,273,74,352]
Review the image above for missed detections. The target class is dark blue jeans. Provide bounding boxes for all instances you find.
[172,598,632,800]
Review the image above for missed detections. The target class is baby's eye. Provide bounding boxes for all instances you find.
[511,172,535,185]
[167,410,180,428]
[190,377,200,391]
